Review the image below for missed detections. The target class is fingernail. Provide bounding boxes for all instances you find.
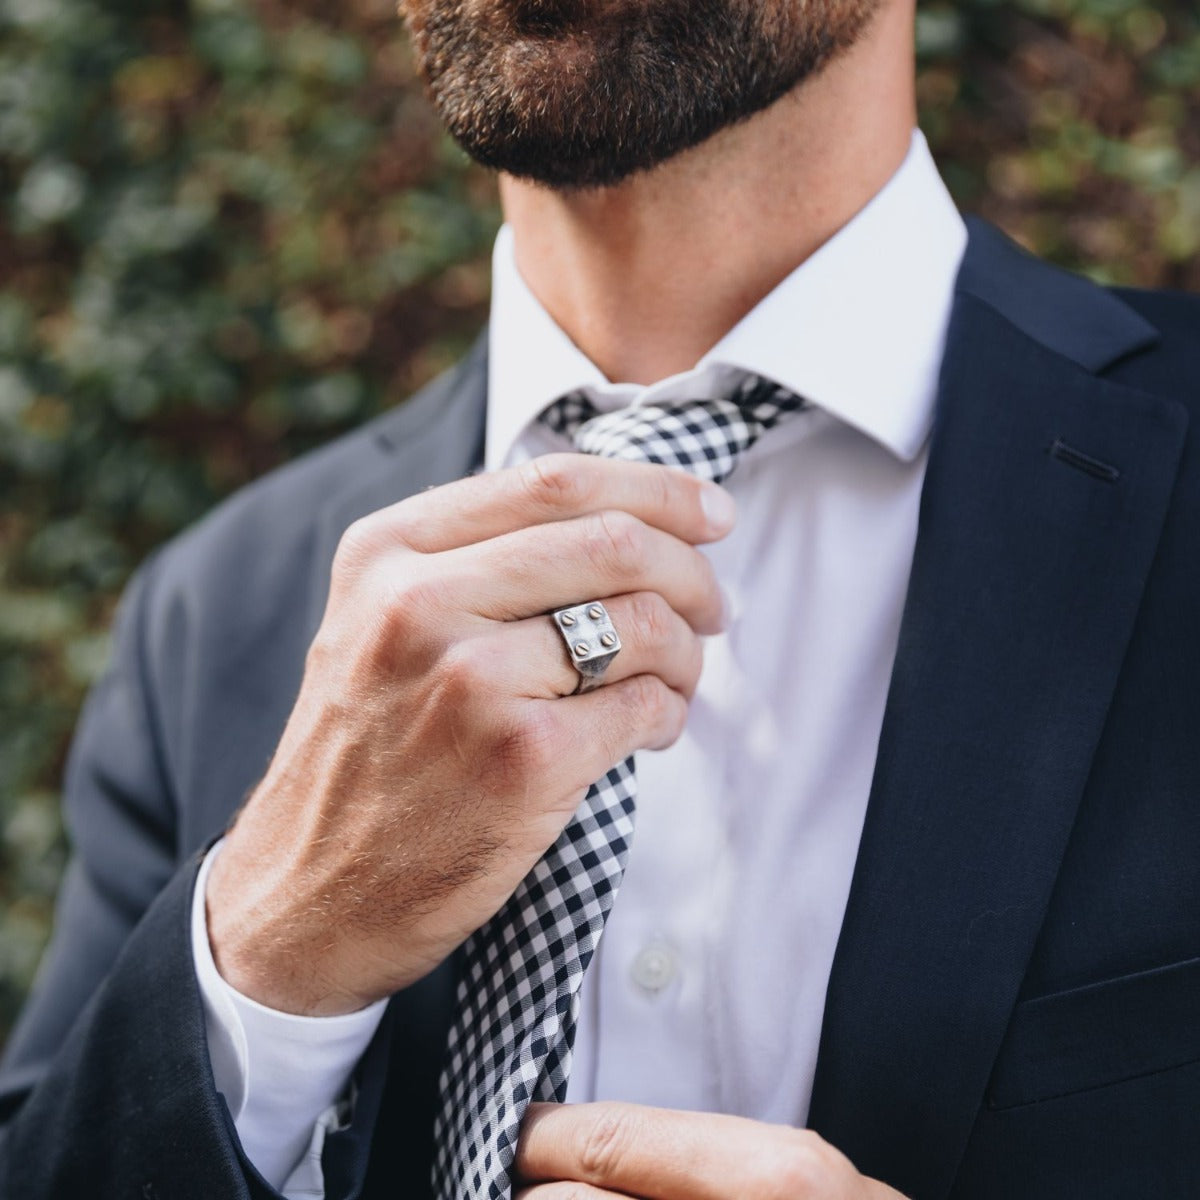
[701,484,736,534]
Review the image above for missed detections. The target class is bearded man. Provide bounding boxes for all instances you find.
[3,0,1199,1195]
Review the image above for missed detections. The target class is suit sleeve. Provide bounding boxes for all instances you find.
[0,556,395,1198]
[192,843,387,1196]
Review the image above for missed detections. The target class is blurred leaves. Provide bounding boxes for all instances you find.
[1,0,1198,1042]
[916,1,1200,284]
[0,0,496,1041]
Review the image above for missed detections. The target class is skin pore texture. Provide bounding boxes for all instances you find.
[401,0,918,382]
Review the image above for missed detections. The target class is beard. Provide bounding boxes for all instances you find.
[400,0,882,190]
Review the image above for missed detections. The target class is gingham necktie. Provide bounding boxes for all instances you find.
[432,375,805,1200]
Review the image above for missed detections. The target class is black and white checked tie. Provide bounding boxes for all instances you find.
[432,375,805,1200]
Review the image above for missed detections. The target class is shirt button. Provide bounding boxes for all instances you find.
[630,942,678,994]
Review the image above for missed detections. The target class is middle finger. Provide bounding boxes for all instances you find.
[447,510,725,635]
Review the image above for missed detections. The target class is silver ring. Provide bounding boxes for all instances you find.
[551,601,622,694]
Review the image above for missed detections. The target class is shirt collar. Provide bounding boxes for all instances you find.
[486,130,967,470]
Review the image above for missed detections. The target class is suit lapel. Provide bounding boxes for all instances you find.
[807,224,1187,1198]
[304,334,489,641]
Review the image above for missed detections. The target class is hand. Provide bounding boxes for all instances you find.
[205,455,734,1015]
[516,1103,908,1200]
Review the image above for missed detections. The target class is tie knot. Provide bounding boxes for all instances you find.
[540,375,805,484]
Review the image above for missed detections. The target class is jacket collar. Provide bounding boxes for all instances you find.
[484,131,965,469]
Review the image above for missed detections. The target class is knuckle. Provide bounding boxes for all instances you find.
[334,515,380,572]
[576,1104,635,1182]
[436,638,487,695]
[302,631,337,677]
[591,510,646,577]
[375,578,450,669]
[383,577,440,633]
[768,1135,841,1198]
[335,513,417,585]
[521,454,586,510]
[492,708,561,783]
[627,591,672,648]
[629,673,669,723]
[649,461,680,514]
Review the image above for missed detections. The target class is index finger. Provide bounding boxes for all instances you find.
[387,454,736,553]
[516,1102,839,1200]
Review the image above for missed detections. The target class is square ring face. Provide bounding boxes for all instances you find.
[553,601,622,681]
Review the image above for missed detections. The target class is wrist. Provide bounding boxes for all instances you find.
[205,836,378,1017]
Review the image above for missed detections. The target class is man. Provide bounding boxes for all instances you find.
[1,0,1198,1194]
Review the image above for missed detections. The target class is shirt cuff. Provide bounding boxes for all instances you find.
[191,841,389,1195]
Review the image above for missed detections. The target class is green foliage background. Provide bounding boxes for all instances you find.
[1,0,1198,1043]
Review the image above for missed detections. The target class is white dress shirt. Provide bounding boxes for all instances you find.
[193,129,967,1196]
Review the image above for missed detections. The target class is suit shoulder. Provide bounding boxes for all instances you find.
[1111,285,1200,335]
[140,338,486,631]
[1106,286,1200,409]
[154,409,388,594]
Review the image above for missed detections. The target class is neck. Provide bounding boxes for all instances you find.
[499,1,917,385]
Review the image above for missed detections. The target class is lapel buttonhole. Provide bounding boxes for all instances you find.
[1048,438,1121,484]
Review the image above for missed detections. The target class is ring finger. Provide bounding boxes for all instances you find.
[515,1188,629,1200]
[502,591,705,700]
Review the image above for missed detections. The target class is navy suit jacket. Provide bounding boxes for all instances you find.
[2,220,1199,1199]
